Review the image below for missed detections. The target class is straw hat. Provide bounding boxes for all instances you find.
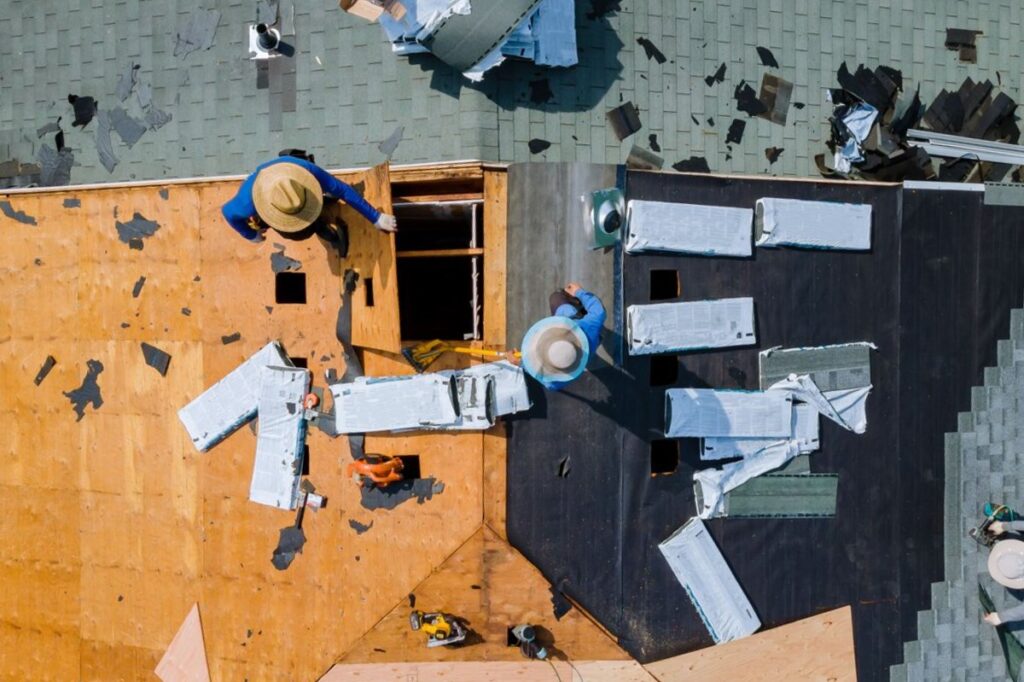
[989,539,1024,589]
[521,316,590,384]
[252,163,324,233]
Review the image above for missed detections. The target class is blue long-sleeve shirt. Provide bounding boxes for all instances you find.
[221,157,382,241]
[544,288,606,391]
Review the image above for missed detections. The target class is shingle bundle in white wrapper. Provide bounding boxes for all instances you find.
[177,342,290,452]
[628,298,756,355]
[665,388,793,439]
[435,360,532,430]
[330,374,459,434]
[754,197,872,250]
[250,366,310,510]
[701,402,820,460]
[625,200,753,256]
[659,518,761,644]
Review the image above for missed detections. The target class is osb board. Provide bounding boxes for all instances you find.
[322,660,657,681]
[0,174,487,681]
[643,606,857,682]
[342,164,401,353]
[482,170,507,348]
[336,526,630,665]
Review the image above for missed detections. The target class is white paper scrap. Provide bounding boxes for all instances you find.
[658,518,761,643]
[625,200,753,256]
[628,298,756,355]
[665,389,793,438]
[755,197,872,250]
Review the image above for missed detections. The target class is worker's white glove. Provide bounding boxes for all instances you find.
[992,521,1008,535]
[375,214,398,233]
[984,612,1003,626]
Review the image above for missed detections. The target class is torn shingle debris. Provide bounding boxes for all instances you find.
[648,133,661,152]
[108,107,147,148]
[637,37,667,64]
[626,145,664,170]
[116,62,140,102]
[37,144,74,187]
[181,307,192,316]
[159,189,169,200]
[557,455,571,477]
[756,46,779,68]
[68,94,97,128]
[758,73,793,125]
[358,477,445,511]
[36,122,61,138]
[132,275,146,298]
[550,585,572,619]
[529,78,555,104]
[606,101,642,140]
[34,356,56,386]
[144,106,173,131]
[221,332,242,345]
[765,146,784,164]
[734,81,768,117]
[115,212,160,249]
[793,102,806,110]
[64,359,104,421]
[585,0,621,20]
[377,126,404,159]
[174,9,222,58]
[270,245,302,273]
[672,156,711,173]
[141,342,172,377]
[349,519,373,534]
[726,119,746,145]
[95,110,119,173]
[528,138,552,155]
[704,63,726,87]
[63,198,80,208]
[0,200,37,225]
[690,114,700,126]
[946,28,983,63]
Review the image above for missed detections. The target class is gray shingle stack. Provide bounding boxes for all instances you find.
[890,306,1024,682]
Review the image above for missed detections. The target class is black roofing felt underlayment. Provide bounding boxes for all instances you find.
[506,170,1024,680]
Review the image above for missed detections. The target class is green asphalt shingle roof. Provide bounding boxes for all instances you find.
[1,0,1023,185]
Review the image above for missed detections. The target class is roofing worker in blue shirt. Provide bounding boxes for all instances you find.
[221,154,397,243]
[515,282,606,391]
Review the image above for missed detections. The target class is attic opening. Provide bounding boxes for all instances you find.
[395,201,484,341]
[649,355,679,386]
[288,356,308,368]
[650,439,679,476]
[397,455,421,479]
[275,271,307,304]
[650,269,679,301]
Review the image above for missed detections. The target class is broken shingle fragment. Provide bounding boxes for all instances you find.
[348,519,374,534]
[707,117,715,127]
[726,119,746,145]
[36,122,61,138]
[95,110,119,173]
[270,246,302,273]
[626,145,664,171]
[704,63,726,87]
[116,62,140,102]
[765,146,784,164]
[690,114,700,126]
[672,157,711,173]
[377,126,404,159]
[606,102,642,140]
[221,332,241,345]
[132,275,146,298]
[758,73,793,125]
[115,212,160,248]
[585,0,621,20]
[174,9,222,58]
[637,37,667,64]
[756,46,779,68]
[528,138,552,154]
[181,307,192,316]
[144,107,173,131]
[64,359,104,421]
[648,133,661,152]
[68,94,97,128]
[945,28,982,63]
[734,81,768,117]
[140,342,172,377]
[108,107,147,148]
[38,145,74,186]
[34,355,56,386]
[63,198,80,208]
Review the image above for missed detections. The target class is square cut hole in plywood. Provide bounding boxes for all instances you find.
[649,355,678,386]
[397,455,421,479]
[288,356,308,368]
[650,269,679,300]
[650,439,679,476]
[275,272,307,304]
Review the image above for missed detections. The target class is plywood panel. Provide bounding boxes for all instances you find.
[344,164,401,353]
[322,660,657,681]
[482,424,507,539]
[482,170,508,348]
[642,606,857,682]
[337,527,631,665]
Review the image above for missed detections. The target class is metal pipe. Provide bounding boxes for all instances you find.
[256,23,279,51]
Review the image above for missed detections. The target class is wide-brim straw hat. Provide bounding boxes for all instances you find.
[252,163,324,233]
[521,316,590,384]
[989,538,1024,589]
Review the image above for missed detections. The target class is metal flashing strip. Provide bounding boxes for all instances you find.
[658,518,761,644]
[250,366,310,509]
[759,342,874,391]
[907,128,1024,165]
[330,374,459,434]
[628,298,756,356]
[754,197,872,250]
[902,180,984,192]
[625,199,753,257]
[665,388,793,438]
[177,341,290,452]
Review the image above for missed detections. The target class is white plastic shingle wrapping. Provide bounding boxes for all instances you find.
[625,200,753,256]
[659,518,761,644]
[330,374,459,434]
[250,366,310,510]
[628,298,756,355]
[701,402,820,460]
[754,197,872,250]
[665,389,793,439]
[436,360,532,429]
[177,341,290,452]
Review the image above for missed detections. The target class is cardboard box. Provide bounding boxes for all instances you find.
[339,0,406,22]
